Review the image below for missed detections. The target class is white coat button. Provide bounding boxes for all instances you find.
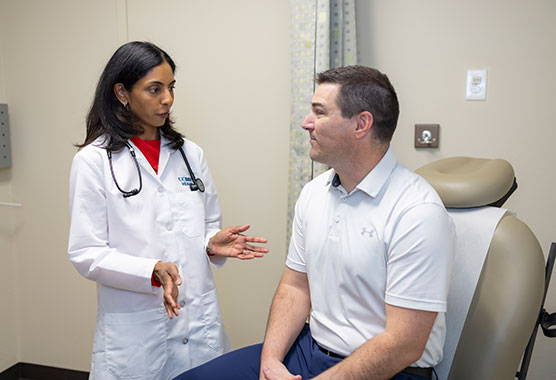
[166,223,173,231]
[335,216,340,223]
[179,300,185,307]
[158,186,164,193]
[183,337,189,344]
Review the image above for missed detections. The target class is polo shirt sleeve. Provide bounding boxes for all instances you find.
[285,188,308,273]
[384,202,455,312]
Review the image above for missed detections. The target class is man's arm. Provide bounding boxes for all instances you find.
[314,304,438,380]
[260,267,311,380]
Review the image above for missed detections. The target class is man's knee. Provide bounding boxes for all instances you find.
[174,343,263,380]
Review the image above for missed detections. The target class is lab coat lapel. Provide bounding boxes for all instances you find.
[157,135,172,176]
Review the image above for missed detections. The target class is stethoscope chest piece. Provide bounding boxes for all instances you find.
[191,178,205,193]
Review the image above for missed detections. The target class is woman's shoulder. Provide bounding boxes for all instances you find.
[73,136,108,164]
[177,137,205,157]
[181,137,201,149]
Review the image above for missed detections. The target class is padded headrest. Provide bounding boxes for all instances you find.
[415,157,516,208]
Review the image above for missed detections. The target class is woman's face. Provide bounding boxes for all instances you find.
[116,61,176,140]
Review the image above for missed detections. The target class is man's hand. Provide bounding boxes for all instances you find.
[153,261,182,319]
[260,360,302,380]
[208,224,269,259]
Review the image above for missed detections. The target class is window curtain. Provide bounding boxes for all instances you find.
[287,0,357,240]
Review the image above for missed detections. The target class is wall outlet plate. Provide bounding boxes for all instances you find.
[0,104,11,168]
[466,69,487,100]
[415,124,439,148]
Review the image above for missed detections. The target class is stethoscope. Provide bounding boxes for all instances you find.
[107,142,205,198]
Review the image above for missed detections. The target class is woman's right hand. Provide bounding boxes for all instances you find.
[153,261,182,319]
[207,224,269,259]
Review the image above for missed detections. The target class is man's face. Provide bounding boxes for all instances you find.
[302,83,354,166]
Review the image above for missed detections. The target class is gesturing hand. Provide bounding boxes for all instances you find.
[208,224,269,260]
[153,261,182,319]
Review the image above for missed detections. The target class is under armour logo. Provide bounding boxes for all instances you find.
[361,227,374,238]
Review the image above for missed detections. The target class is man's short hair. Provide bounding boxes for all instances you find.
[316,65,399,143]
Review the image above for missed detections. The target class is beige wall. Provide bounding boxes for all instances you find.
[0,0,127,371]
[356,1,556,379]
[1,0,555,378]
[0,0,289,372]
[0,0,20,371]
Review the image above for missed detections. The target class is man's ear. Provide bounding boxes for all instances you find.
[114,83,128,106]
[354,111,373,139]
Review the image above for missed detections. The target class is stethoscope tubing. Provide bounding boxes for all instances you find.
[107,141,204,197]
[178,146,205,193]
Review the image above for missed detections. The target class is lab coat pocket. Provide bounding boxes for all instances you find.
[200,289,223,352]
[175,192,204,238]
[105,308,168,379]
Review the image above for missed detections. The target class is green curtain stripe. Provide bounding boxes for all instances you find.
[287,0,357,246]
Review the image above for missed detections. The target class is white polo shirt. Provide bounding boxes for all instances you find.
[286,148,455,367]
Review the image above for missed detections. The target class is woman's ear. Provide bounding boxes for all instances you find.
[113,83,128,106]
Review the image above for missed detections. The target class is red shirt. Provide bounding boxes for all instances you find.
[131,137,161,174]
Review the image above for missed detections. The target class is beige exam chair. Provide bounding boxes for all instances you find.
[416,157,552,380]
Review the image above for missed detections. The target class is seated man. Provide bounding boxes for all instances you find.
[175,65,455,380]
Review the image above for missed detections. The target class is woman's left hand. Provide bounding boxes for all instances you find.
[153,261,182,319]
[208,224,269,259]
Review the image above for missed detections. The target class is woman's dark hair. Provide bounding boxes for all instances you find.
[316,65,399,144]
[78,41,184,151]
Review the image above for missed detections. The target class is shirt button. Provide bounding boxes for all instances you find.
[158,186,164,193]
[166,223,173,231]
[335,216,340,223]
[183,337,189,344]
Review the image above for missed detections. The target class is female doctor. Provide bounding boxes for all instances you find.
[68,41,268,380]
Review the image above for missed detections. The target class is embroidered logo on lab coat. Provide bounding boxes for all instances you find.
[178,177,193,186]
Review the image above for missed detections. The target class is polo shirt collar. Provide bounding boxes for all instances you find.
[325,169,340,187]
[325,147,397,198]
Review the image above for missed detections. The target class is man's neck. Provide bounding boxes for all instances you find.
[334,144,389,193]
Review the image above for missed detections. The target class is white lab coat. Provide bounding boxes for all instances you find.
[68,135,229,380]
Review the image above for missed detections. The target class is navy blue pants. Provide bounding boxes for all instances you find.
[174,324,429,380]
